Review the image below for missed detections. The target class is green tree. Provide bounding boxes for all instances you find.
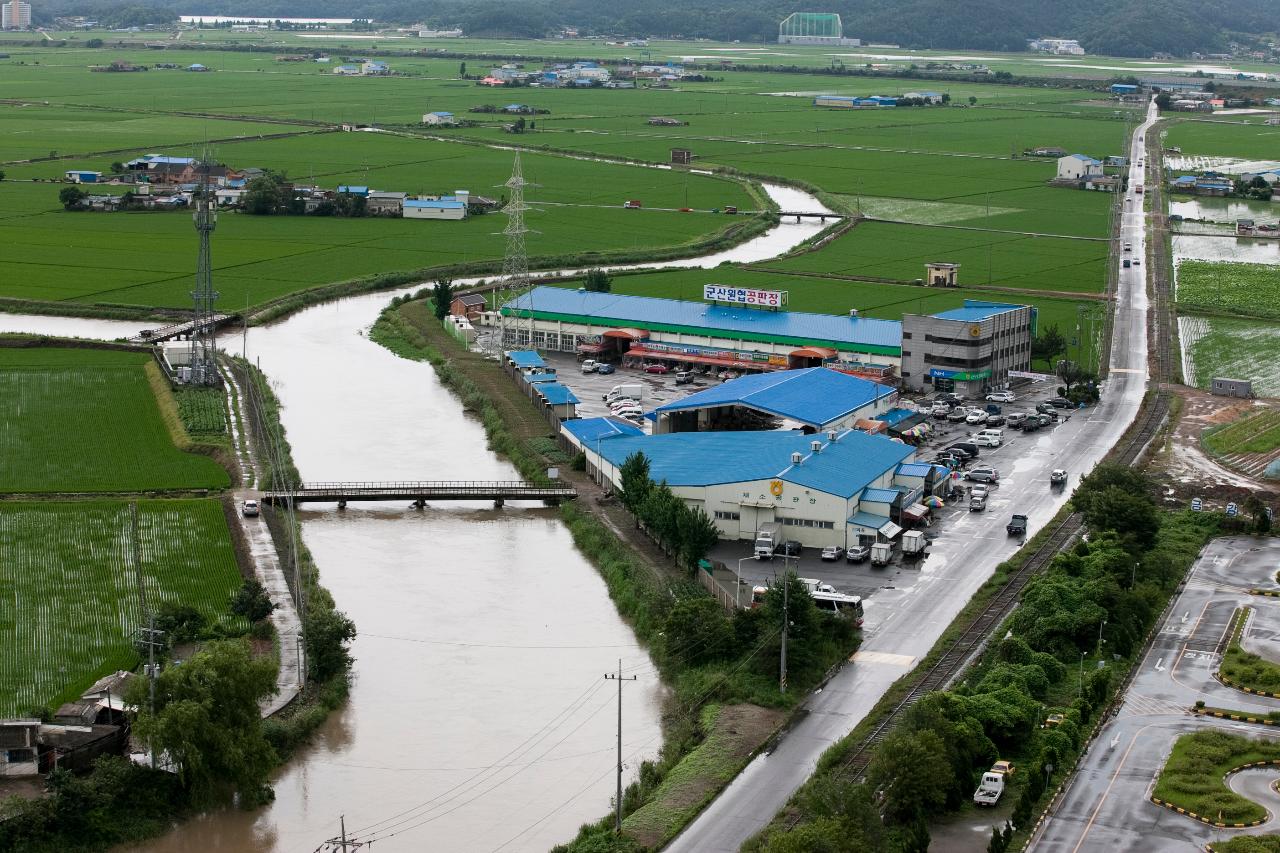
[677,505,720,570]
[1155,92,1172,110]
[229,579,276,623]
[619,451,652,511]
[584,268,612,293]
[968,96,978,106]
[459,61,467,77]
[432,278,455,320]
[1081,485,1159,550]
[1244,494,1272,534]
[1031,324,1067,365]
[760,572,825,687]
[305,606,356,682]
[243,175,288,215]
[663,595,732,667]
[128,640,277,806]
[0,169,6,181]
[58,186,86,210]
[154,602,208,644]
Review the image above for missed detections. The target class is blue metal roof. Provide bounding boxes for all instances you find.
[338,185,369,194]
[848,510,892,529]
[504,287,902,352]
[653,368,894,427]
[562,417,645,444]
[526,373,558,383]
[1065,154,1102,163]
[876,407,917,427]
[537,383,579,405]
[505,350,545,368]
[932,300,1025,322]
[896,462,933,478]
[860,487,900,504]
[592,429,913,500]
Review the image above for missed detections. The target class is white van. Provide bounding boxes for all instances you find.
[604,383,643,403]
[974,429,1003,447]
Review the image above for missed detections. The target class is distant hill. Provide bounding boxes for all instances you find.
[38,0,1280,58]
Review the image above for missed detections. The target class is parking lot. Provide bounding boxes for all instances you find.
[543,352,726,426]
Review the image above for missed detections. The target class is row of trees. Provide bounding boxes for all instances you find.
[619,451,720,571]
[762,465,1218,851]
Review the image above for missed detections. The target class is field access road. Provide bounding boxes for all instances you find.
[664,99,1159,853]
[1030,536,1280,853]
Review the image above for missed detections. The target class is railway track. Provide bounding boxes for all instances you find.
[823,120,1177,787]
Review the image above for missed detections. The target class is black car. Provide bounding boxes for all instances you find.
[1040,409,1060,422]
[948,442,980,458]
[780,540,802,557]
[933,454,964,469]
[1035,402,1055,415]
[1022,418,1041,433]
[1049,396,1072,409]
[985,415,1006,427]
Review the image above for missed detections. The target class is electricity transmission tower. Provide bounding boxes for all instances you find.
[188,154,221,386]
[492,152,538,354]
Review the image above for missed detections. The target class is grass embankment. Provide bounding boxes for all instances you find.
[1205,410,1280,457]
[1176,261,1280,322]
[1208,836,1280,853]
[1219,608,1280,696]
[369,296,858,851]
[0,345,229,492]
[1153,729,1280,825]
[0,499,245,716]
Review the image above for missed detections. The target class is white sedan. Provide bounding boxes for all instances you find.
[966,409,988,425]
[985,391,1016,403]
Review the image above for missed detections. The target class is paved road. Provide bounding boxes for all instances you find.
[663,99,1160,853]
[1030,536,1280,853]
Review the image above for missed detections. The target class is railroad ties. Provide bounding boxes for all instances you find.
[260,480,578,510]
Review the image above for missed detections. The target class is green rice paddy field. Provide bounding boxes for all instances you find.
[1187,317,1280,398]
[0,347,229,492]
[1164,119,1280,162]
[1175,260,1280,320]
[0,499,244,715]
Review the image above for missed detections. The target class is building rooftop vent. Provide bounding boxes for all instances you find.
[791,451,803,464]
[827,429,838,441]
[811,440,823,453]
[849,308,859,318]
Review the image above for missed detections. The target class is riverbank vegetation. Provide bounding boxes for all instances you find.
[1153,730,1280,825]
[369,296,862,851]
[746,466,1222,851]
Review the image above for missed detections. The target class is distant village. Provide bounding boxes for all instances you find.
[59,154,500,220]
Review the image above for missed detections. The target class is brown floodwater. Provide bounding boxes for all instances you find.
[0,182,830,852]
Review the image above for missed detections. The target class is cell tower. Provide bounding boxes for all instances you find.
[493,152,537,353]
[187,155,221,385]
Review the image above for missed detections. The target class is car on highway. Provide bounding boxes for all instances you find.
[241,499,260,518]
[846,545,870,563]
[1123,242,1132,252]
[965,466,1000,483]
[1050,469,1069,486]
[820,545,845,561]
[596,363,615,375]
[985,390,1016,403]
[970,483,990,499]
[1007,514,1028,536]
[644,363,669,374]
[969,493,987,512]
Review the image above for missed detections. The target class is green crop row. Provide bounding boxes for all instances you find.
[0,499,244,716]
[1176,260,1280,321]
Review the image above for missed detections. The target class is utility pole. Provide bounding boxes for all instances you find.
[323,815,364,852]
[780,573,789,694]
[604,659,637,834]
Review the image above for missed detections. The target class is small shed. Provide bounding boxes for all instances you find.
[924,262,960,287]
[404,198,467,220]
[422,111,457,126]
[536,382,581,419]
[0,720,40,777]
[65,170,102,184]
[1210,378,1253,398]
[671,148,693,165]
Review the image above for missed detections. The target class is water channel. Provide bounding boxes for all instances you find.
[0,184,833,852]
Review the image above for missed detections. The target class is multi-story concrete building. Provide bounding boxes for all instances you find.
[899,301,1034,396]
[2,0,32,29]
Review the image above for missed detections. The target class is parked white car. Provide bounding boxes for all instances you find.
[581,359,599,373]
[985,390,1016,403]
[966,409,988,425]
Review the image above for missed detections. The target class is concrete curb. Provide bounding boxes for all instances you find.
[1213,672,1280,700]
[1150,793,1266,828]
[1195,708,1280,726]
[1250,589,1280,598]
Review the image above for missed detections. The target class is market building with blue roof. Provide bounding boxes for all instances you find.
[651,367,897,433]
[496,286,901,383]
[900,300,1035,397]
[567,423,949,550]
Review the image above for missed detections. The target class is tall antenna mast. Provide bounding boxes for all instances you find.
[493,152,537,354]
[188,151,220,385]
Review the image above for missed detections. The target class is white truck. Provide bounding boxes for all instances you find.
[901,530,928,559]
[973,771,1005,806]
[604,383,643,403]
[870,541,893,566]
[754,522,783,560]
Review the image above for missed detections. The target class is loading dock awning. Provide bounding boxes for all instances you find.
[901,503,930,522]
[879,521,903,539]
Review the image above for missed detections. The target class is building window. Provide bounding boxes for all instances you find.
[902,332,912,339]
[714,510,740,521]
[902,350,911,357]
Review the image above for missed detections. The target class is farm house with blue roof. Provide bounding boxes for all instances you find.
[570,424,947,549]
[497,286,901,383]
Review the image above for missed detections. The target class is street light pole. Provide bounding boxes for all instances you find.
[1078,651,1086,696]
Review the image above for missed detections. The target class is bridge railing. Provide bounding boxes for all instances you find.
[293,480,570,492]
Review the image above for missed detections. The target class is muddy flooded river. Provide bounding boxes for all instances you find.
[0,184,831,852]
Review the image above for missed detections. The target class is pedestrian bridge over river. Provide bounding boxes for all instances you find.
[261,480,578,509]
